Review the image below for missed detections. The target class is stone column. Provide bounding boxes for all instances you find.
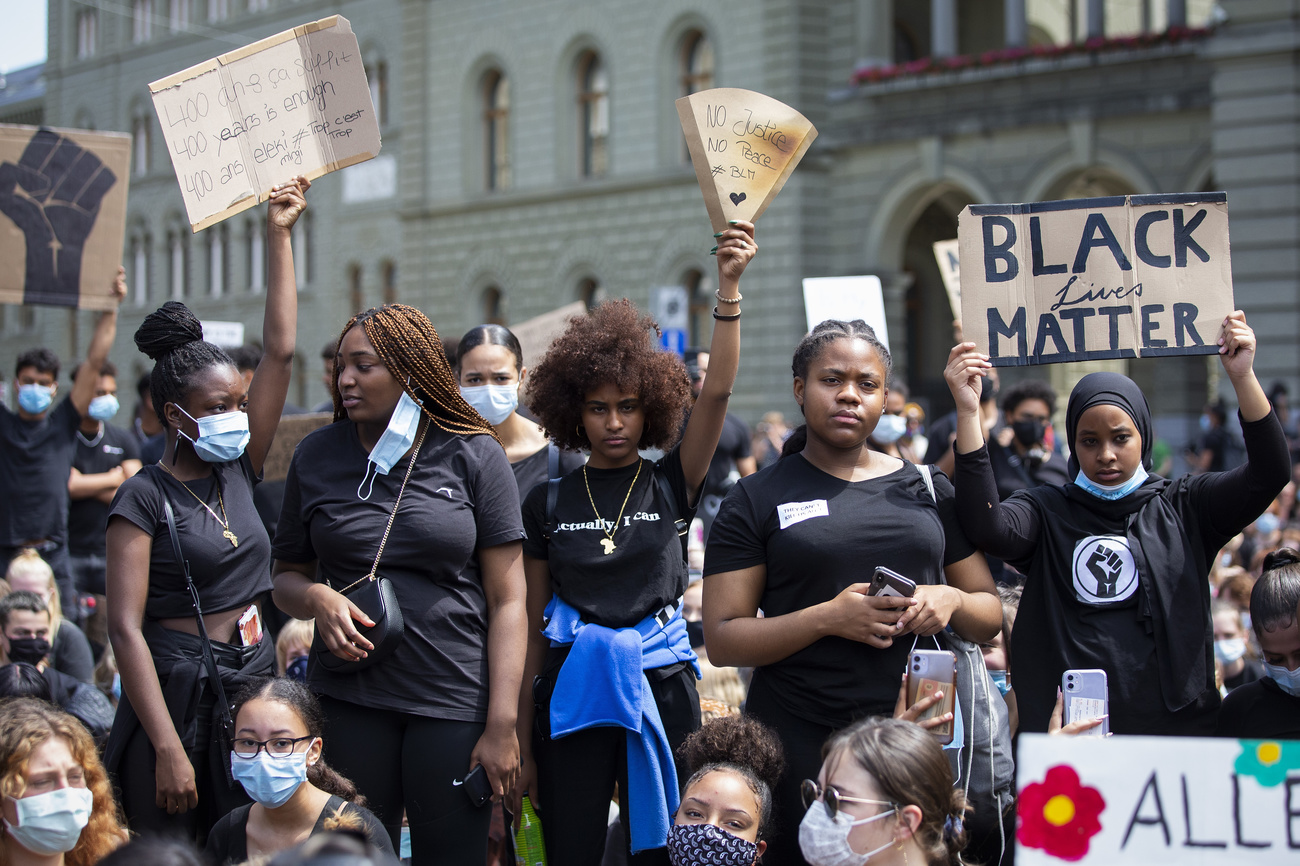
[1005,0,1028,48]
[931,0,958,58]
[855,0,893,69]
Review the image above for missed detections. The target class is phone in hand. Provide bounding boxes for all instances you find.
[867,566,917,598]
[1062,669,1109,736]
[455,764,493,807]
[906,649,957,746]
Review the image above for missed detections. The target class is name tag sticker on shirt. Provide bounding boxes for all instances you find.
[776,499,829,530]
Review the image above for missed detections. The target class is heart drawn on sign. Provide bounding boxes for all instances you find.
[729,192,747,205]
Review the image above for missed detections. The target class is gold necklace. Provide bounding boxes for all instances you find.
[583,459,643,555]
[158,462,239,548]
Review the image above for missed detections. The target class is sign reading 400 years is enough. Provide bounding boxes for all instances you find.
[957,193,1234,366]
[150,16,381,232]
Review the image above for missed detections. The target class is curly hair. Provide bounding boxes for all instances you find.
[676,715,786,840]
[526,299,692,452]
[0,699,125,866]
[1000,379,1058,417]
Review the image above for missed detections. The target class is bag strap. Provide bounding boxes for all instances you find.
[656,467,688,537]
[339,420,429,592]
[161,498,234,739]
[916,462,936,502]
[543,443,563,540]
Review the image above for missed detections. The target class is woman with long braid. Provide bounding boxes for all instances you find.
[270,304,527,865]
[104,178,308,841]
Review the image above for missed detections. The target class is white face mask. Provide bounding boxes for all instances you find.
[873,413,907,445]
[1214,638,1246,665]
[1262,661,1300,696]
[4,787,93,855]
[798,801,896,866]
[459,383,518,426]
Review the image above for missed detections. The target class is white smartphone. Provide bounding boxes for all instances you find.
[1061,668,1109,736]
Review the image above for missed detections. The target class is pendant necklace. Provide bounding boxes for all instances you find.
[583,459,643,555]
[158,462,239,548]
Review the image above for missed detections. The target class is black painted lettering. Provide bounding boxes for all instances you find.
[1122,771,1171,849]
[1180,775,1227,848]
[1033,313,1069,357]
[1174,208,1211,267]
[1233,774,1271,848]
[1072,213,1133,273]
[1173,303,1205,348]
[1098,305,1131,351]
[1285,777,1300,849]
[983,216,1018,283]
[1135,210,1172,268]
[1030,216,1067,275]
[1059,308,1095,352]
[987,307,1026,360]
[1141,304,1168,348]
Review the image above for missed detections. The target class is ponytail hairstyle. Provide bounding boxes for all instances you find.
[823,717,968,866]
[3,549,64,638]
[676,715,786,841]
[231,678,368,812]
[782,319,892,458]
[332,305,500,444]
[134,301,236,427]
[1252,548,1300,636]
[456,324,525,374]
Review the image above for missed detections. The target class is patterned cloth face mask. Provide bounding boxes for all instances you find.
[667,822,759,866]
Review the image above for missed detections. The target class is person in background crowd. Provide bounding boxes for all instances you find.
[105,178,308,842]
[668,714,785,864]
[925,366,998,478]
[1217,548,1300,739]
[988,380,1070,501]
[517,221,756,865]
[205,678,392,865]
[456,324,584,499]
[0,699,127,865]
[5,550,95,684]
[234,345,308,417]
[98,836,208,866]
[944,310,1289,735]
[0,662,53,703]
[684,348,757,541]
[132,372,167,466]
[94,644,120,708]
[67,360,142,653]
[901,402,927,466]
[311,340,339,414]
[1,270,127,616]
[1213,600,1264,693]
[272,302,526,865]
[1267,381,1300,463]
[867,382,918,463]
[703,320,999,866]
[798,718,968,866]
[275,619,313,681]
[1189,399,1240,474]
[752,412,790,471]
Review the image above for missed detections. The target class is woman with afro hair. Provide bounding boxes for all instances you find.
[516,220,757,864]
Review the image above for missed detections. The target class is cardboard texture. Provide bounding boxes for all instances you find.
[150,15,381,232]
[262,411,332,482]
[801,276,889,349]
[957,193,1234,367]
[1016,733,1300,865]
[0,124,131,310]
[676,88,817,232]
[932,238,962,318]
[509,302,587,371]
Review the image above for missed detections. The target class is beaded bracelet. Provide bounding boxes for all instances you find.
[715,289,743,304]
[712,306,742,321]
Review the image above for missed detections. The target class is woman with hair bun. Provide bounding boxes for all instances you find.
[105,178,309,840]
[205,678,392,864]
[799,718,967,866]
[271,304,527,864]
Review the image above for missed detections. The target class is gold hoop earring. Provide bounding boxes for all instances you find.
[576,424,585,439]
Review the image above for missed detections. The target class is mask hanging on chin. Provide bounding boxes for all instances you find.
[358,390,423,500]
[1073,464,1149,500]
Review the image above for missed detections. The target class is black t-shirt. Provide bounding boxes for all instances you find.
[274,422,524,721]
[0,398,81,546]
[109,455,274,619]
[510,444,585,503]
[205,795,393,865]
[522,448,695,629]
[1197,425,1231,473]
[704,454,977,728]
[704,413,753,499]
[1224,658,1265,693]
[987,440,1070,501]
[69,423,141,556]
[1215,677,1300,739]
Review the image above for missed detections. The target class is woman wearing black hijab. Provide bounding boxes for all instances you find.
[944,311,1290,735]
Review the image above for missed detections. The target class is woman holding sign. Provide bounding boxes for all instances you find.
[944,311,1290,736]
[104,178,308,841]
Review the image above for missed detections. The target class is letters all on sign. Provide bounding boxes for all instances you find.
[956,194,1234,366]
[150,16,381,232]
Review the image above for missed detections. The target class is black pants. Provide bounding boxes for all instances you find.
[319,694,490,866]
[533,655,701,866]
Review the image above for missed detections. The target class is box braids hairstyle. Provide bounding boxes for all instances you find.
[331,304,501,444]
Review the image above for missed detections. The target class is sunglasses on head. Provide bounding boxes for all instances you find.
[801,779,896,821]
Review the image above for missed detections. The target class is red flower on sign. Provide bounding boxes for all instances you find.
[1017,764,1106,861]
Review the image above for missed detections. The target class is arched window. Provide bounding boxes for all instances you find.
[246,217,264,293]
[578,276,605,311]
[131,234,150,307]
[382,261,397,304]
[483,70,511,191]
[577,51,609,178]
[169,0,189,34]
[208,0,228,23]
[292,212,311,290]
[348,264,363,313]
[132,116,150,176]
[208,223,227,298]
[132,0,153,43]
[76,10,98,59]
[169,229,187,300]
[482,286,505,325]
[682,268,715,347]
[367,61,388,127]
[680,31,714,96]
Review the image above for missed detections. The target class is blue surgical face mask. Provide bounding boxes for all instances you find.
[177,406,250,463]
[18,383,54,415]
[3,787,93,856]
[1074,464,1149,500]
[88,394,119,421]
[872,413,907,445]
[1255,513,1281,536]
[400,826,412,859]
[1263,661,1300,697]
[799,801,896,866]
[988,669,1011,696]
[230,747,313,808]
[286,656,308,682]
[358,390,423,500]
[459,383,518,426]
[1215,639,1246,665]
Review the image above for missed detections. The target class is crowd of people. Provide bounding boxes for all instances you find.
[0,176,1297,866]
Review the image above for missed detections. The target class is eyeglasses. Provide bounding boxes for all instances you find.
[801,779,895,820]
[232,735,315,759]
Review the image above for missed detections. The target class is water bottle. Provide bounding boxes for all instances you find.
[514,795,547,866]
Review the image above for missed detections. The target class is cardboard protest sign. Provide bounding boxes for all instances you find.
[262,412,332,482]
[509,302,587,371]
[0,124,130,310]
[677,88,817,232]
[1016,733,1300,865]
[932,238,962,318]
[801,275,889,349]
[150,16,381,233]
[957,193,1233,366]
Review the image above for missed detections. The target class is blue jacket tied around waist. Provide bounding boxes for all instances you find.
[543,595,700,853]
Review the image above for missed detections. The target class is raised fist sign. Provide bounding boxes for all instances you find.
[1086,547,1124,598]
[0,129,117,306]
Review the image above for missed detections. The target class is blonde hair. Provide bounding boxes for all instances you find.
[0,700,125,866]
[3,550,62,637]
[276,618,315,675]
[697,656,746,713]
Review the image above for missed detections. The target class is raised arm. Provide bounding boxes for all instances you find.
[245,177,309,474]
[678,221,757,500]
[70,267,126,418]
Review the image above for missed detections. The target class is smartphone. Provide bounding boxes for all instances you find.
[1061,669,1109,736]
[906,649,957,746]
[867,566,917,598]
[455,764,493,807]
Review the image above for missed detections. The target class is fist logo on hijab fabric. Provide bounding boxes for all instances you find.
[1071,535,1138,604]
